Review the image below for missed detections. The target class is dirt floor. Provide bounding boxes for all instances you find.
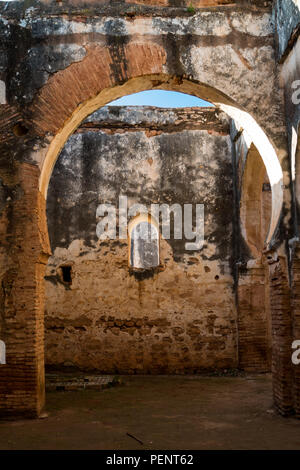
[0,374,299,450]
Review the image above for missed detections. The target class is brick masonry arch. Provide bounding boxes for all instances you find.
[0,2,296,418]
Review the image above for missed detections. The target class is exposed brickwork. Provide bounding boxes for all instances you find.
[0,0,297,419]
[238,263,271,372]
[291,253,300,418]
[268,254,294,416]
[44,108,238,374]
[276,0,300,419]
[30,44,166,137]
[45,373,116,391]
[0,164,49,418]
[79,107,229,135]
[124,0,234,7]
[0,106,22,147]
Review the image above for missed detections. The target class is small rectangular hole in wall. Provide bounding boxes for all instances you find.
[61,265,72,284]
[262,183,271,192]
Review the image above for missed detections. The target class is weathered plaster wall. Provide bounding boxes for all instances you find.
[0,0,287,247]
[0,0,295,417]
[44,106,241,373]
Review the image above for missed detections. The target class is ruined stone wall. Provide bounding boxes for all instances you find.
[275,1,300,228]
[230,121,272,373]
[0,0,292,416]
[44,106,242,373]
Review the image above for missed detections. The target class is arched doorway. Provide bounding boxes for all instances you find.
[0,68,285,417]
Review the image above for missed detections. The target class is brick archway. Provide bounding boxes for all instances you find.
[36,70,284,247]
[0,41,286,417]
[240,144,272,258]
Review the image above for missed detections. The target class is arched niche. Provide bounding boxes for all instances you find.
[240,143,272,258]
[128,214,160,270]
[38,75,283,249]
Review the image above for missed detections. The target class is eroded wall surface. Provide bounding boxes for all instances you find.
[0,0,295,417]
[45,106,240,373]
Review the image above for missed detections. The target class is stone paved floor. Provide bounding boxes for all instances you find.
[0,374,299,450]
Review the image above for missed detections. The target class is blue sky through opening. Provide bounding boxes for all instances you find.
[108,90,213,108]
